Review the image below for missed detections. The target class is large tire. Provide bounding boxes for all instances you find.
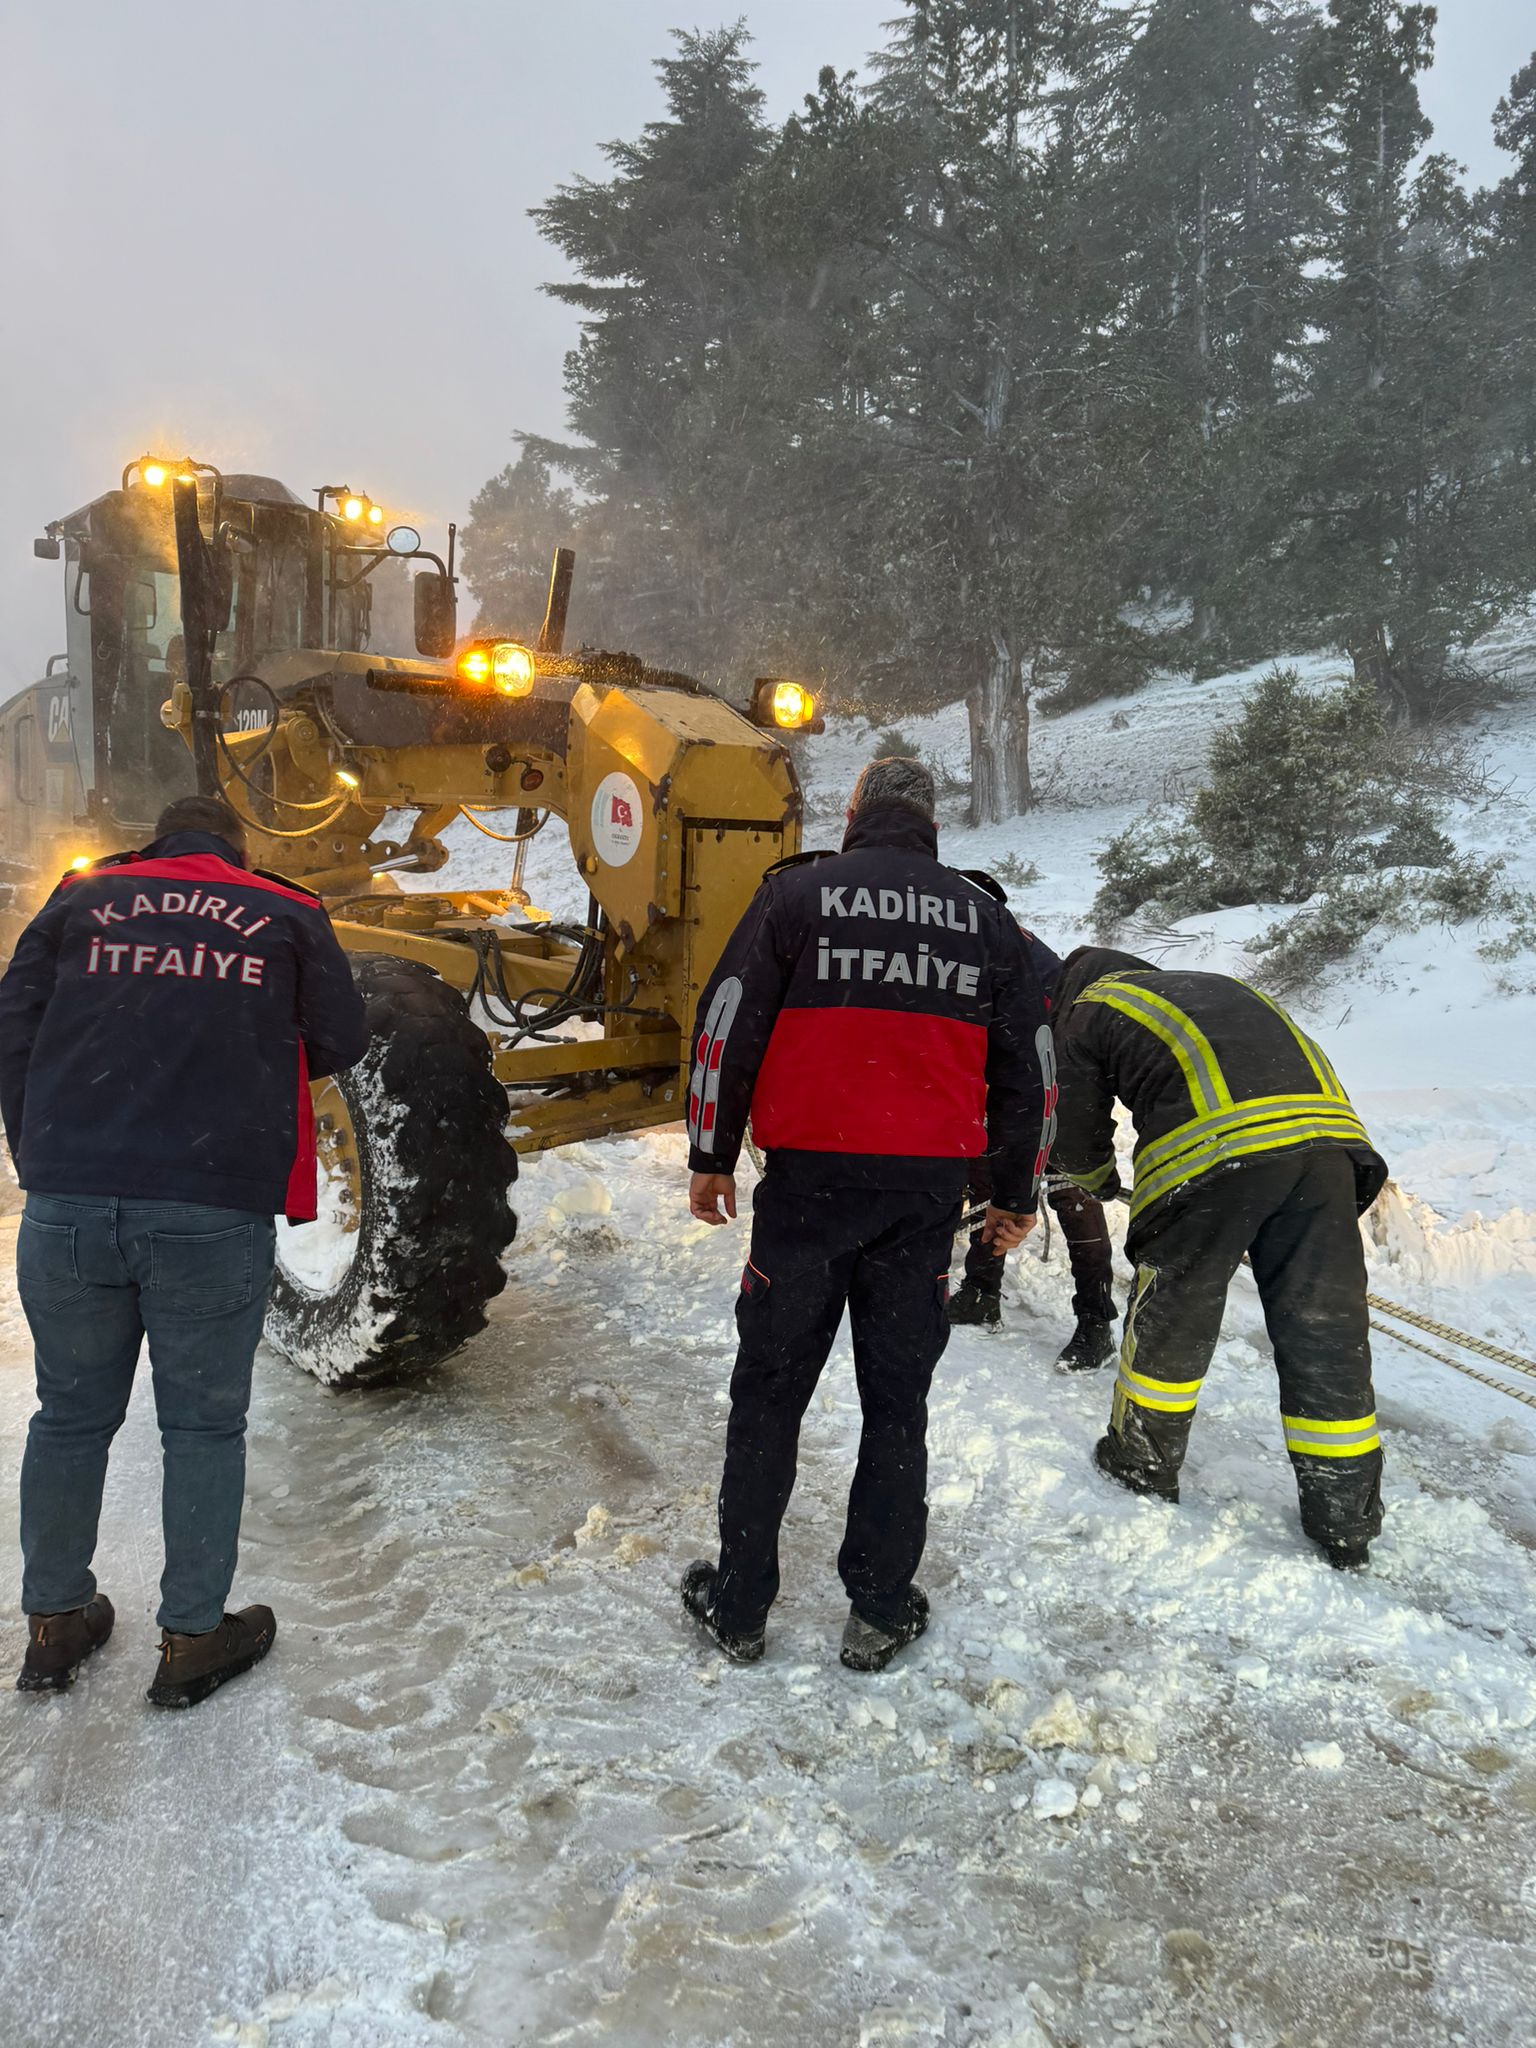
[266,953,517,1387]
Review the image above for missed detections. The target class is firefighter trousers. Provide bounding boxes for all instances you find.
[963,1171,1115,1320]
[1107,1148,1383,1548]
[713,1174,961,1636]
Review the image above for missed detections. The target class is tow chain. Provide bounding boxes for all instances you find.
[743,1140,1532,1413]
[1367,1292,1536,1414]
[1367,1293,1536,1384]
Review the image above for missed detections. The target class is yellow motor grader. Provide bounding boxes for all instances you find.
[1,457,818,1384]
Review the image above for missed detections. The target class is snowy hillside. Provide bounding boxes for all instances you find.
[416,618,1536,1352]
[419,608,1536,1105]
[4,637,1536,2045]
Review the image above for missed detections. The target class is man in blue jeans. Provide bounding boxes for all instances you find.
[0,795,368,1705]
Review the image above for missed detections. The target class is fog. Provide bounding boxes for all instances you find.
[1,0,1529,698]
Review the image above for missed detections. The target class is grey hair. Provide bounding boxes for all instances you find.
[850,756,936,821]
[154,794,248,850]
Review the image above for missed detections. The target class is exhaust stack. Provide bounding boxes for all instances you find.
[537,547,576,655]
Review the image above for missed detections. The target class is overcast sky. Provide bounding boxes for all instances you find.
[2,0,1530,697]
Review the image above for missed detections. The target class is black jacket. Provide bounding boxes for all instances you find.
[686,803,1054,1210]
[1051,945,1387,1223]
[0,831,369,1219]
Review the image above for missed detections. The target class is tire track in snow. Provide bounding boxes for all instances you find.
[3,1135,1535,2044]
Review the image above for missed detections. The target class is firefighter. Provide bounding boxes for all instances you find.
[0,795,369,1703]
[949,922,1117,1369]
[1051,946,1388,1567]
[681,758,1054,1671]
[950,1163,1117,1366]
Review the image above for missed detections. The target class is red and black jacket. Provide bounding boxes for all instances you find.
[0,830,369,1221]
[687,803,1055,1210]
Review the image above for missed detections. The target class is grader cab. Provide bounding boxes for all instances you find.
[3,457,819,1384]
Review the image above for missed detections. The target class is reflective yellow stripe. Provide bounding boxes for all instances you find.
[1116,1363,1201,1415]
[1113,982,1234,1112]
[1134,1119,1367,1218]
[1078,978,1232,1118]
[1131,1109,1370,1219]
[1118,1383,1201,1414]
[1282,1412,1378,1433]
[1283,1413,1381,1459]
[1113,1266,1204,1415]
[1242,983,1348,1102]
[1136,1105,1368,1200]
[1120,1262,1156,1376]
[1136,1093,1357,1179]
[1121,1362,1203,1397]
[1059,1156,1118,1193]
[1284,1437,1381,1458]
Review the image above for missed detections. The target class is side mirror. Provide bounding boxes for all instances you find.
[33,536,61,560]
[212,554,234,634]
[414,571,456,659]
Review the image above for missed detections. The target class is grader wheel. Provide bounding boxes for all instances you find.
[266,953,518,1387]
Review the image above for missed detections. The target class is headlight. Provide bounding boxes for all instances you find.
[342,496,365,522]
[126,452,209,491]
[455,640,536,695]
[772,680,814,727]
[367,503,385,526]
[750,676,821,732]
[491,642,536,696]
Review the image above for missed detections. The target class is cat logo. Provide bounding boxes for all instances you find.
[46,692,71,744]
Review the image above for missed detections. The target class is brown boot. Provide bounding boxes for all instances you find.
[146,1605,276,1709]
[17,1595,116,1692]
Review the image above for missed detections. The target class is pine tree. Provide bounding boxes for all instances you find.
[847,0,1152,820]
[462,3,1533,811]
[461,448,575,637]
[1280,1,1441,698]
[1249,5,1536,712]
[1098,2,1325,662]
[523,26,773,673]
[1480,56,1536,628]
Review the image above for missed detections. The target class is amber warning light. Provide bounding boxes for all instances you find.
[128,455,202,489]
[750,677,822,733]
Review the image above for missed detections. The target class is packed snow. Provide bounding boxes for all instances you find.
[4,641,1536,2045]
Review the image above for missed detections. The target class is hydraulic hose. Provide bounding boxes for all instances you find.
[458,806,549,846]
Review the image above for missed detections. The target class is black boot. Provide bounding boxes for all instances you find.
[680,1562,765,1663]
[1056,1314,1117,1372]
[1295,1460,1382,1573]
[146,1605,276,1708]
[840,1585,930,1673]
[948,1281,1001,1328]
[1093,1432,1180,1504]
[17,1595,115,1693]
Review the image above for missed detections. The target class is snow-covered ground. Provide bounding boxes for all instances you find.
[4,637,1536,2046]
